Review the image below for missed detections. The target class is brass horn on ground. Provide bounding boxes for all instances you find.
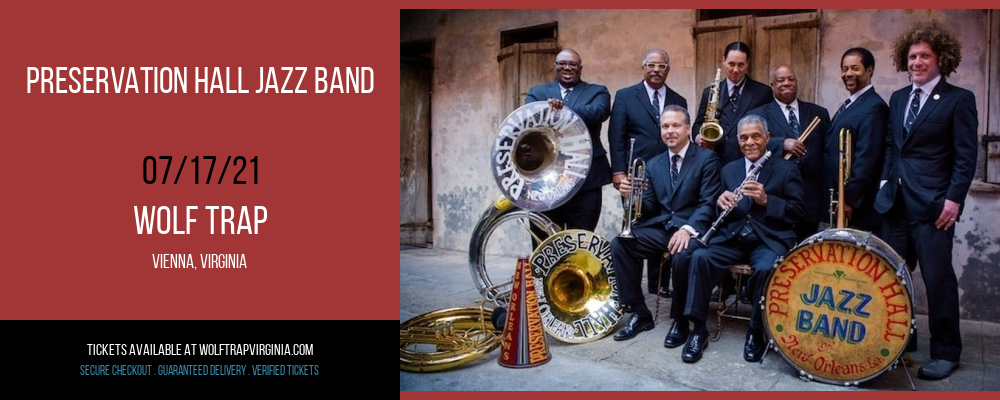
[468,101,622,343]
[399,304,501,372]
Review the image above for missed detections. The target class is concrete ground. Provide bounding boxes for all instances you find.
[400,245,1000,391]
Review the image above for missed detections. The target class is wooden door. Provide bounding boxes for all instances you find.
[400,57,433,245]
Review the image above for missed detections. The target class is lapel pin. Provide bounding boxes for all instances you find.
[933,94,940,100]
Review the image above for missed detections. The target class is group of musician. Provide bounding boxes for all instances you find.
[526,20,976,380]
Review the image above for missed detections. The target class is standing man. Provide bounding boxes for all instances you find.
[673,114,804,364]
[874,21,977,380]
[826,47,888,232]
[609,49,688,298]
[610,105,721,342]
[748,64,829,241]
[525,48,612,232]
[694,41,772,165]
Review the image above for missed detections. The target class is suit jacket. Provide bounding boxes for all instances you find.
[874,79,978,221]
[824,88,888,230]
[608,81,687,174]
[710,157,805,256]
[526,80,612,190]
[635,144,722,235]
[693,77,772,165]
[749,100,830,223]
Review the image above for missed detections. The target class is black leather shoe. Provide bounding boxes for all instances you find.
[681,332,709,363]
[663,321,689,348]
[743,331,767,362]
[658,288,672,299]
[613,314,654,341]
[918,359,958,380]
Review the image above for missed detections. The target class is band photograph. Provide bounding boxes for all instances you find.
[400,9,1000,391]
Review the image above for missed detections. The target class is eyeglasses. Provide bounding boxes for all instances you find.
[555,61,581,69]
[645,63,669,71]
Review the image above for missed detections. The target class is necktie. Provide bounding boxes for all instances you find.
[652,90,660,117]
[730,84,740,112]
[905,88,922,132]
[834,98,851,120]
[670,154,680,187]
[786,105,800,137]
[563,87,572,100]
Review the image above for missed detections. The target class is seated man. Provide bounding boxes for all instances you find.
[670,114,804,363]
[610,105,721,341]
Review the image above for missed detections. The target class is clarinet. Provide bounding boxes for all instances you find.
[696,150,772,247]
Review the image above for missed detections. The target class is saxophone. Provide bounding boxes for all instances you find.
[699,68,724,143]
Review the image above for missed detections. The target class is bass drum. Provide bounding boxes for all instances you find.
[763,228,915,385]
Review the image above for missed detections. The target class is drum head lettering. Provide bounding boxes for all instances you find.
[764,229,913,384]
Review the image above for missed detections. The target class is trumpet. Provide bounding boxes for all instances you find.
[697,150,772,247]
[619,138,647,239]
[699,68,724,143]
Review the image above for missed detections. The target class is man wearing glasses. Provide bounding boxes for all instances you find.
[524,48,612,233]
[609,49,688,299]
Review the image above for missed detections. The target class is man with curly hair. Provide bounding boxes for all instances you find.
[874,20,978,380]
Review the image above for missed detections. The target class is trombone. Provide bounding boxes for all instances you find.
[830,128,852,228]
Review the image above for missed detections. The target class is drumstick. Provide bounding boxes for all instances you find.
[784,116,821,160]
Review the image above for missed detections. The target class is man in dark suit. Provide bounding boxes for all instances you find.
[610,105,721,341]
[874,21,977,380]
[749,64,829,241]
[671,114,804,363]
[694,41,772,165]
[524,48,611,232]
[609,49,688,297]
[825,47,888,233]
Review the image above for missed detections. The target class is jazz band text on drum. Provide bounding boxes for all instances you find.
[143,156,257,184]
[768,241,910,344]
[134,206,267,234]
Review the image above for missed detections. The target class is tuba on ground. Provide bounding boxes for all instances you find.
[400,304,501,372]
[469,101,622,343]
[699,68,724,143]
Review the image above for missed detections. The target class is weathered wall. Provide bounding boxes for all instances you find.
[401,9,1000,322]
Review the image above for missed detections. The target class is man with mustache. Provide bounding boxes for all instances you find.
[748,64,829,241]
[875,20,978,380]
[609,49,688,299]
[525,48,612,232]
[825,47,888,233]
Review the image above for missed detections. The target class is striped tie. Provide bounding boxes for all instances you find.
[670,154,680,187]
[905,88,922,133]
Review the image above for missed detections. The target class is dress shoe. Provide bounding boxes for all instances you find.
[743,330,767,362]
[681,331,709,363]
[613,314,654,341]
[663,320,689,348]
[918,359,958,380]
[658,288,672,299]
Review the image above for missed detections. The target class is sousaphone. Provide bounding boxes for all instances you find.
[470,101,622,343]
